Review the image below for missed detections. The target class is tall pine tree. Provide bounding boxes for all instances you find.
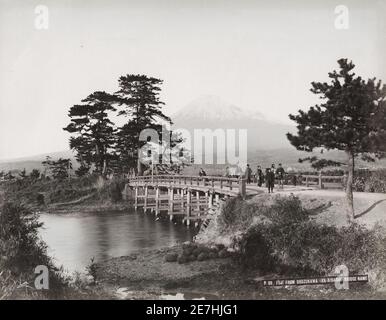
[287,59,386,221]
[64,91,116,176]
[114,75,171,175]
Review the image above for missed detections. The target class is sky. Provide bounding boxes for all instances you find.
[0,0,385,159]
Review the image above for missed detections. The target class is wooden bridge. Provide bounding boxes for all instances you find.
[124,173,345,227]
[125,175,246,226]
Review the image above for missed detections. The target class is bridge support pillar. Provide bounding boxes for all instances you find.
[208,192,213,209]
[144,185,148,212]
[215,193,220,206]
[196,191,200,216]
[186,189,191,227]
[169,187,174,221]
[134,186,138,210]
[155,186,159,216]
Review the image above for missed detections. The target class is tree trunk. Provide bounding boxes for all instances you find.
[102,159,107,177]
[137,147,142,176]
[345,150,355,222]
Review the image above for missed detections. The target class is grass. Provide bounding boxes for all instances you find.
[198,194,386,292]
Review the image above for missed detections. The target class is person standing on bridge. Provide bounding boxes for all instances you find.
[256,165,263,187]
[199,168,207,177]
[276,163,285,189]
[245,164,252,184]
[266,168,275,193]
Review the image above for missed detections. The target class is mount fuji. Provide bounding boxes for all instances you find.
[172,95,295,151]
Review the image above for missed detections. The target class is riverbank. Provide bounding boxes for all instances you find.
[95,245,386,300]
[0,175,134,215]
[94,191,386,300]
[42,201,133,214]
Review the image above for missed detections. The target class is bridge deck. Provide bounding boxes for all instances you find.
[124,174,344,227]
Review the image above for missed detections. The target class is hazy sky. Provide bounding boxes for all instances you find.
[0,0,385,159]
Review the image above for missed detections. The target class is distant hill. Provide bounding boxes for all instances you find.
[0,150,76,173]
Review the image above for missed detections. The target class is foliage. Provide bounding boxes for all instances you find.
[287,59,386,219]
[75,164,90,177]
[2,174,99,207]
[107,178,125,203]
[113,74,172,175]
[63,74,186,176]
[358,170,386,193]
[85,257,98,285]
[219,194,308,230]
[287,59,386,156]
[63,91,117,176]
[42,156,72,180]
[231,196,386,278]
[0,202,69,298]
[299,157,343,170]
[29,169,41,180]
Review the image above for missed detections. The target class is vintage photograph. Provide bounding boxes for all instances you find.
[1,0,386,303]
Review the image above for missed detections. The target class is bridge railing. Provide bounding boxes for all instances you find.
[293,173,345,189]
[128,175,246,197]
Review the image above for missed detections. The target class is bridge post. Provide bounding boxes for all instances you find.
[318,172,323,189]
[169,187,174,221]
[155,186,159,216]
[239,178,246,199]
[134,186,138,210]
[144,185,148,212]
[208,192,213,209]
[196,191,200,216]
[186,189,191,226]
[215,193,220,206]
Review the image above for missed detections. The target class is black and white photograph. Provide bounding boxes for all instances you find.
[1,0,386,306]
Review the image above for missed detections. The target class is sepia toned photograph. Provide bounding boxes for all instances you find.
[1,0,386,306]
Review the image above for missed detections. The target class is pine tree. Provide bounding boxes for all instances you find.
[42,158,72,180]
[29,169,41,180]
[287,59,386,221]
[64,91,116,176]
[114,75,171,175]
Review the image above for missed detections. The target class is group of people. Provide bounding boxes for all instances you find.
[200,163,286,194]
[245,163,285,193]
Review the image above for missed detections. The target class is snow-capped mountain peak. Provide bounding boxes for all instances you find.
[173,95,264,121]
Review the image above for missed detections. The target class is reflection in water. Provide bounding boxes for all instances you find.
[39,210,194,273]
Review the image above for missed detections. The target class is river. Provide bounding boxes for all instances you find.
[39,210,195,273]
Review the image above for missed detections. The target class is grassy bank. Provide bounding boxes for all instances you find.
[1,174,133,214]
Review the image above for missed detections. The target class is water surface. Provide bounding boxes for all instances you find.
[39,210,194,273]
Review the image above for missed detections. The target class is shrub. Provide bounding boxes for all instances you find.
[219,194,309,231]
[0,201,69,298]
[350,169,386,193]
[85,257,98,285]
[233,196,386,277]
[364,170,386,193]
[108,179,125,202]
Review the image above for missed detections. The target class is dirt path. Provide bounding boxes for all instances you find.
[268,188,386,228]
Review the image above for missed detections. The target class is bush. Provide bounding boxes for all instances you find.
[0,202,69,298]
[219,194,308,231]
[233,196,386,277]
[350,169,386,193]
[108,179,125,203]
[364,170,386,193]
